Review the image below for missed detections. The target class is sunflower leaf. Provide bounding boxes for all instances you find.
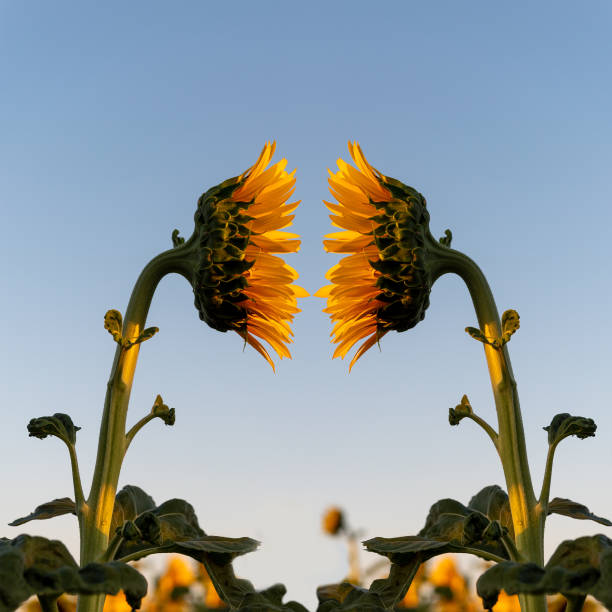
[0,535,147,610]
[476,534,612,610]
[465,326,495,346]
[9,498,76,526]
[104,309,124,344]
[131,327,159,346]
[501,310,520,344]
[331,486,514,610]
[544,413,597,446]
[27,413,81,446]
[110,485,156,535]
[548,498,612,526]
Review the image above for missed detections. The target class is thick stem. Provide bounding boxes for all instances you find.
[432,244,545,612]
[77,240,195,612]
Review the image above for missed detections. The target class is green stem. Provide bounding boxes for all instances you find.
[538,440,558,515]
[464,413,500,453]
[67,442,85,510]
[77,239,196,612]
[124,412,158,452]
[431,243,545,612]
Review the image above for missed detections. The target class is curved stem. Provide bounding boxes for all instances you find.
[463,413,500,453]
[431,242,545,612]
[538,440,559,515]
[77,239,196,612]
[124,412,158,452]
[67,442,85,510]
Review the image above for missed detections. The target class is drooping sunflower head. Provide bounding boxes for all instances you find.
[191,142,307,369]
[316,142,436,370]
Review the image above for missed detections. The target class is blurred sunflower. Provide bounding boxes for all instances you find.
[315,142,433,370]
[192,142,307,369]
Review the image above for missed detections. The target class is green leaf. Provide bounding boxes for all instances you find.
[465,326,490,345]
[150,395,175,426]
[9,498,76,526]
[477,535,612,610]
[544,413,597,446]
[548,498,612,526]
[344,486,514,611]
[316,582,387,611]
[27,413,81,446]
[468,485,514,540]
[104,310,123,343]
[132,327,159,346]
[110,486,156,535]
[501,310,520,344]
[0,535,147,611]
[448,394,473,426]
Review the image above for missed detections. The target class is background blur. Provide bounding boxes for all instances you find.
[1,2,611,608]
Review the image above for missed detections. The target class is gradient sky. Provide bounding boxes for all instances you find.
[2,1,612,608]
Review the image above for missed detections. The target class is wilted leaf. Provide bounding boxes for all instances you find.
[477,534,612,610]
[9,498,76,527]
[548,498,612,526]
[0,535,147,611]
[544,413,596,446]
[27,414,81,446]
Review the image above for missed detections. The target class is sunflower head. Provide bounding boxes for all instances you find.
[316,142,438,369]
[191,143,307,369]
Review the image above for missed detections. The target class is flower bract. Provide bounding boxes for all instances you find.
[316,142,433,370]
[193,143,307,369]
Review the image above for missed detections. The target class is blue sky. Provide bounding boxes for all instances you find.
[1,1,612,607]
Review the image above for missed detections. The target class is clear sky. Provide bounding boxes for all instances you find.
[1,1,612,608]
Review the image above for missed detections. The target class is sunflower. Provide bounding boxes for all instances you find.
[315,142,433,370]
[192,142,307,370]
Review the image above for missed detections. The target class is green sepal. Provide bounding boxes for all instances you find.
[544,413,597,446]
[27,413,80,446]
[439,229,452,246]
[448,394,473,426]
[0,534,147,611]
[150,394,175,426]
[9,498,76,526]
[104,310,123,343]
[476,534,612,610]
[548,498,612,526]
[172,229,185,247]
